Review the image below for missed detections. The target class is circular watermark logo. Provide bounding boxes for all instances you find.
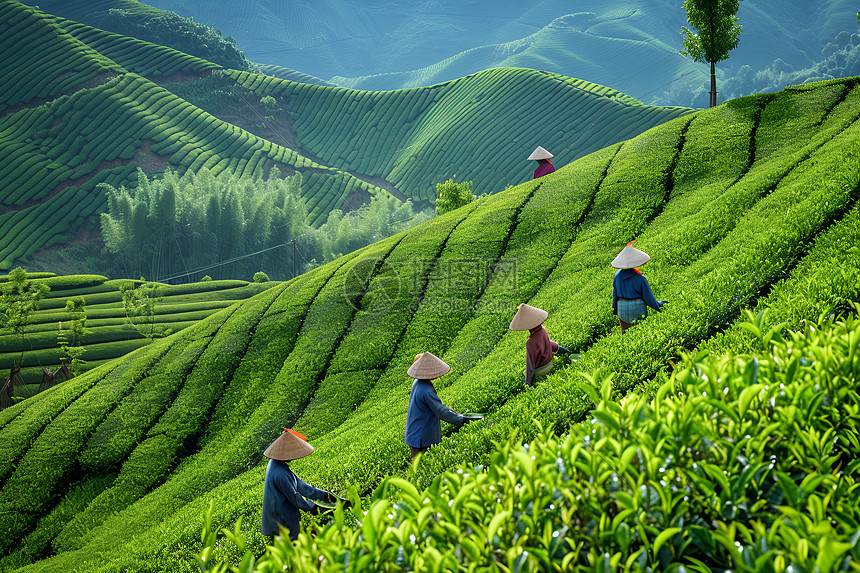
[342,256,401,313]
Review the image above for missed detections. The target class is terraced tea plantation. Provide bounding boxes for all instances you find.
[2,75,860,571]
[225,66,691,204]
[0,0,690,272]
[0,273,277,392]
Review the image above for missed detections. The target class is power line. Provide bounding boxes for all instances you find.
[155,242,287,283]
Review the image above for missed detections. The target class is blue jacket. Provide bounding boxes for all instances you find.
[612,269,663,313]
[260,459,329,538]
[404,379,467,448]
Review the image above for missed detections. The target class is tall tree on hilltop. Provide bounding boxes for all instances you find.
[681,0,743,108]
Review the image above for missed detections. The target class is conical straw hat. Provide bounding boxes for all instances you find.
[527,146,553,160]
[509,303,548,331]
[407,352,450,379]
[263,428,314,461]
[611,243,651,269]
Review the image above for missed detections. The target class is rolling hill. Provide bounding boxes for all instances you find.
[117,0,859,106]
[1,74,859,571]
[0,273,277,393]
[330,10,710,99]
[0,0,690,274]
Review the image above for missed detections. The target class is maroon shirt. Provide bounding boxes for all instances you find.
[526,325,558,368]
[524,325,559,385]
[533,160,555,179]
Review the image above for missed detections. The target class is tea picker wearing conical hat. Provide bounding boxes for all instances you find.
[510,303,571,385]
[611,242,666,332]
[528,146,555,179]
[404,352,472,460]
[260,428,344,542]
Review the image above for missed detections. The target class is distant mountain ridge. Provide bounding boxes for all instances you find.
[131,0,859,105]
[329,11,709,101]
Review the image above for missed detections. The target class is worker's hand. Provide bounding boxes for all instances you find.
[326,491,351,508]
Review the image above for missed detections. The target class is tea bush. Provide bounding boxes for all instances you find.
[0,2,118,111]
[201,311,860,572]
[55,16,221,77]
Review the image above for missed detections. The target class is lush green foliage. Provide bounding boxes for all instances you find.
[3,77,860,572]
[681,0,742,107]
[0,267,49,365]
[434,178,475,216]
[226,67,692,203]
[202,311,860,572]
[120,280,171,340]
[681,0,742,66]
[100,167,306,281]
[255,64,333,87]
[100,167,428,281]
[56,296,89,376]
[41,0,251,71]
[55,15,221,77]
[0,1,691,273]
[0,1,119,112]
[0,272,274,394]
[0,3,395,271]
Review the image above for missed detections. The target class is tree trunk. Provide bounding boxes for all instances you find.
[709,60,718,108]
[0,377,13,410]
[1,366,22,410]
[38,367,56,393]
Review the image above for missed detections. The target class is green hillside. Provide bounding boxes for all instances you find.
[0,0,691,273]
[255,64,334,87]
[0,273,277,393]
[0,0,388,270]
[224,67,691,202]
[2,75,859,571]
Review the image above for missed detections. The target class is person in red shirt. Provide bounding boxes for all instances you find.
[510,303,570,385]
[528,146,555,179]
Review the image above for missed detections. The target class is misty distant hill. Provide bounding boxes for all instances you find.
[132,0,858,105]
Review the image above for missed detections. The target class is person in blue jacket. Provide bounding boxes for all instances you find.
[260,428,341,542]
[611,242,666,332]
[404,352,470,460]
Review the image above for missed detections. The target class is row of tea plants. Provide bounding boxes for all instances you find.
[200,309,860,571]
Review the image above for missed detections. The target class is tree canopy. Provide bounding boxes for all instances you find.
[434,178,475,216]
[0,268,49,366]
[681,0,743,107]
[100,167,430,282]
